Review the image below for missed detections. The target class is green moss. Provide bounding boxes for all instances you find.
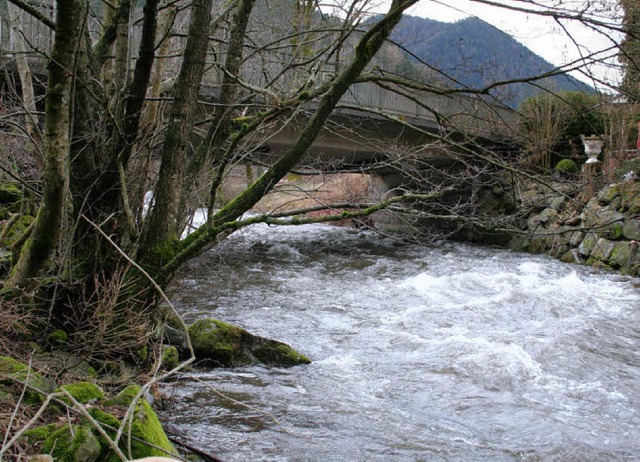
[161,345,180,370]
[19,380,173,461]
[0,182,22,204]
[230,116,252,129]
[47,329,68,346]
[253,343,311,367]
[135,345,148,363]
[104,385,175,460]
[88,407,121,429]
[150,238,180,266]
[597,183,621,205]
[107,384,140,407]
[29,424,101,462]
[0,356,28,375]
[555,159,579,175]
[189,319,311,367]
[0,356,56,403]
[24,423,59,442]
[189,319,243,365]
[612,223,624,240]
[59,381,104,404]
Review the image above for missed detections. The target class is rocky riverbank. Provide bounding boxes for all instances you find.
[448,157,640,277]
[0,316,310,460]
[509,177,640,276]
[0,177,311,460]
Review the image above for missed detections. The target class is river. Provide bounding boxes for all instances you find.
[163,223,640,461]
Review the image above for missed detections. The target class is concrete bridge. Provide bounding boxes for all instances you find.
[249,81,514,172]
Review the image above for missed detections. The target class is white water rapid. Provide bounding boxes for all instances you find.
[163,223,640,461]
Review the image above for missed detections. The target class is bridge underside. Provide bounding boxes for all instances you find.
[244,110,460,175]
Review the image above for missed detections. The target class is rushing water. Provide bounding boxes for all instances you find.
[163,223,640,461]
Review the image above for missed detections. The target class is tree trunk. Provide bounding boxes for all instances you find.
[8,5,38,139]
[5,0,85,291]
[139,0,213,265]
[142,2,175,131]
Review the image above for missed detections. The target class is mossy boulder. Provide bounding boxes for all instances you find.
[618,181,640,213]
[0,182,22,206]
[34,352,97,378]
[578,233,598,257]
[569,231,585,247]
[189,318,311,367]
[59,381,104,404]
[26,424,101,462]
[22,383,176,461]
[583,208,625,234]
[560,249,582,264]
[597,183,621,205]
[47,329,68,346]
[508,235,530,252]
[623,219,640,241]
[101,384,176,459]
[0,356,56,403]
[609,241,636,268]
[590,238,616,262]
[161,345,180,370]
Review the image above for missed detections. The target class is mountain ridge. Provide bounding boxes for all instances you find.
[389,15,594,106]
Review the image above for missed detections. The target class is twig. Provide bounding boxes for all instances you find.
[0,213,21,244]
[80,214,194,359]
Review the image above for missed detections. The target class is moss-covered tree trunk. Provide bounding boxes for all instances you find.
[181,0,257,217]
[5,0,84,291]
[620,0,640,101]
[139,0,213,265]
[64,0,158,279]
[162,0,418,274]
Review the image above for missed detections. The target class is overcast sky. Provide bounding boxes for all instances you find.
[404,0,623,89]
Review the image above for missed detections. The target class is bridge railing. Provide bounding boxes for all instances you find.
[341,82,515,137]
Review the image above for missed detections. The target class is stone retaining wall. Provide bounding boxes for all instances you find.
[509,179,640,276]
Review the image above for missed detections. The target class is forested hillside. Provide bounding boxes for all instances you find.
[390,15,594,106]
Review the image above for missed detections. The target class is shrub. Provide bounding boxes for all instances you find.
[518,91,604,168]
[555,159,579,174]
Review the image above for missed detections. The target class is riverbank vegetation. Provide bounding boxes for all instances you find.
[0,0,633,458]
